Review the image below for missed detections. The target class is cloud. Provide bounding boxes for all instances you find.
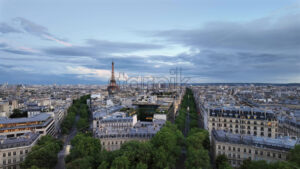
[0,23,20,34]
[43,39,163,56]
[0,42,38,55]
[66,66,128,81]
[13,17,72,47]
[152,14,300,53]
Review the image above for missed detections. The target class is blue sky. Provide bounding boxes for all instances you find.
[0,0,300,84]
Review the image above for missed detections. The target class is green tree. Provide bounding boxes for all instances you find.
[287,144,300,166]
[135,162,148,169]
[215,155,233,169]
[66,157,93,169]
[21,136,62,169]
[111,156,130,169]
[185,147,210,169]
[10,109,27,118]
[97,161,109,169]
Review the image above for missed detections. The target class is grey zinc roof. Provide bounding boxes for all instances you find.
[0,113,51,124]
[213,130,298,151]
[0,132,40,149]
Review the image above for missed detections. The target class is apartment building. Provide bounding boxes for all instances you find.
[208,107,278,138]
[94,112,166,151]
[0,132,41,169]
[0,114,55,137]
[211,130,298,168]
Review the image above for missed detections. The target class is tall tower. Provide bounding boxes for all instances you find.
[107,61,119,96]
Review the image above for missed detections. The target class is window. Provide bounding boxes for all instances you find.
[244,148,246,153]
[261,132,264,136]
[3,160,6,165]
[20,150,23,154]
[8,159,11,164]
[261,127,264,130]
[260,151,263,155]
[247,131,250,134]
[233,147,235,151]
[273,153,276,157]
[268,128,271,132]
[268,133,271,137]
[25,150,28,154]
[278,154,281,159]
[8,152,11,156]
[248,149,251,154]
[238,148,240,152]
[255,150,258,154]
[20,157,23,161]
[218,145,221,149]
[223,146,225,150]
[212,123,215,126]
[3,153,6,157]
[247,126,250,129]
[13,158,16,163]
[229,146,231,151]
[13,152,16,156]
[267,152,270,157]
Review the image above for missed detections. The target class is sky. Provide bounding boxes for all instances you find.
[0,0,300,84]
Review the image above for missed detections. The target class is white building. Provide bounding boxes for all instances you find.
[0,132,41,169]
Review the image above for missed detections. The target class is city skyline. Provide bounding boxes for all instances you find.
[1,0,300,84]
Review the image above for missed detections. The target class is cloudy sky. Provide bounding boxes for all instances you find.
[0,0,300,84]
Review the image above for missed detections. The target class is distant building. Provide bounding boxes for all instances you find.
[278,116,300,139]
[211,130,299,168]
[93,108,166,151]
[0,132,41,169]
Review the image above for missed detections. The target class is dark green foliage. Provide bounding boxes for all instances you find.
[111,156,130,169]
[185,146,210,169]
[66,133,101,168]
[185,128,211,169]
[240,154,300,169]
[97,161,109,169]
[21,136,63,169]
[66,157,93,169]
[10,109,27,118]
[215,155,233,169]
[287,144,300,167]
[150,122,184,169]
[61,95,90,134]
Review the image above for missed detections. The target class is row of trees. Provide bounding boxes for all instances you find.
[65,122,184,169]
[185,128,211,169]
[21,136,63,169]
[181,88,212,169]
[61,95,90,134]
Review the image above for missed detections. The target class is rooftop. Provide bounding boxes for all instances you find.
[0,132,40,149]
[0,113,52,125]
[212,130,299,151]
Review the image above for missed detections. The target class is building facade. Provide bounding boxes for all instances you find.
[211,130,298,168]
[0,132,41,169]
[0,114,55,137]
[208,108,278,138]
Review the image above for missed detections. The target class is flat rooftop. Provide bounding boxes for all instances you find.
[0,132,40,149]
[0,113,51,125]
